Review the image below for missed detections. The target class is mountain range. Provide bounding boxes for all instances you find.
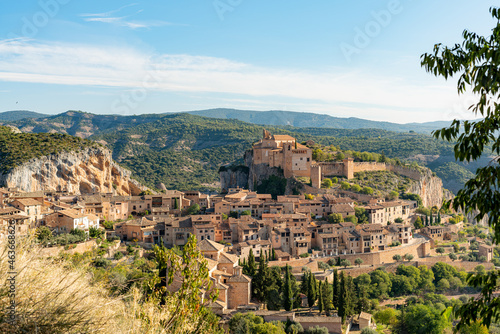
[0,108,452,134]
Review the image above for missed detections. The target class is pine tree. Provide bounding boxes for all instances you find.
[283,265,293,311]
[318,281,324,314]
[332,269,339,310]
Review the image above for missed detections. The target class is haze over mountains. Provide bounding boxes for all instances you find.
[0,109,452,134]
[0,108,486,193]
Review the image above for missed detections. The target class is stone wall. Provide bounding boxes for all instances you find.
[38,239,99,257]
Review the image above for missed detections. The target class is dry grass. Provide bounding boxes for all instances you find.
[0,237,214,333]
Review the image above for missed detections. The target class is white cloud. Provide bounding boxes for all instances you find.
[80,4,175,29]
[0,39,477,122]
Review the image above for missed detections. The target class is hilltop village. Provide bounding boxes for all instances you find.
[0,130,494,333]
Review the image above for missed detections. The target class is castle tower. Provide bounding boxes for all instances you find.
[311,165,322,189]
[343,158,354,179]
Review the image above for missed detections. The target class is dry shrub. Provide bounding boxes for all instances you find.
[0,237,220,333]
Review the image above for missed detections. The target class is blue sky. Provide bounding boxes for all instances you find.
[0,0,496,123]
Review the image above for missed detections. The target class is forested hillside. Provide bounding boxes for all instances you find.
[0,126,100,173]
[0,109,485,192]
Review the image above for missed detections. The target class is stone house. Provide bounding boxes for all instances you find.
[233,239,272,261]
[46,209,99,234]
[162,217,193,247]
[114,217,159,242]
[11,198,43,224]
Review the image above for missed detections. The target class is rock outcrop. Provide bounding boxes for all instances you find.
[407,168,451,208]
[0,147,148,195]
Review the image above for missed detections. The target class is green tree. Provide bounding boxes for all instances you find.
[421,8,500,330]
[449,253,458,262]
[340,259,351,268]
[393,254,402,262]
[151,234,219,332]
[283,265,293,311]
[328,213,344,224]
[436,247,445,254]
[414,217,424,229]
[36,226,52,243]
[351,184,361,192]
[241,210,251,216]
[307,271,316,308]
[340,181,350,190]
[332,269,339,310]
[245,249,257,277]
[404,253,414,262]
[394,304,449,334]
[184,203,200,216]
[318,280,324,314]
[354,258,363,267]
[388,190,399,201]
[173,197,179,210]
[322,178,333,189]
[253,256,270,301]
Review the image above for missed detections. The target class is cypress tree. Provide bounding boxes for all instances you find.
[332,269,339,309]
[272,248,276,261]
[430,214,433,225]
[347,275,355,317]
[318,281,324,314]
[425,214,429,226]
[307,272,316,308]
[173,197,178,210]
[322,278,332,313]
[253,256,269,301]
[300,271,309,294]
[438,211,441,224]
[338,271,347,323]
[246,249,256,277]
[283,265,293,311]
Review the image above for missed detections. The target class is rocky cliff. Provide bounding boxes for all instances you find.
[0,147,148,195]
[407,168,452,208]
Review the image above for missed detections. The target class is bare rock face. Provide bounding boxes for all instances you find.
[408,168,451,208]
[0,147,148,195]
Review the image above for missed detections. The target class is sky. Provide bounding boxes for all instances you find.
[0,0,496,123]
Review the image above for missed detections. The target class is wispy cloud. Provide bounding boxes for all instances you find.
[0,39,476,122]
[80,3,175,29]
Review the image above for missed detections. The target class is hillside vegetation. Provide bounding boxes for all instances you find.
[0,126,100,173]
[0,109,484,192]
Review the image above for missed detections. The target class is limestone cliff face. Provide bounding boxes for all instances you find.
[407,168,451,208]
[0,147,148,195]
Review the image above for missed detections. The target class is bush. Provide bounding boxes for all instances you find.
[299,253,309,258]
[114,251,124,260]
